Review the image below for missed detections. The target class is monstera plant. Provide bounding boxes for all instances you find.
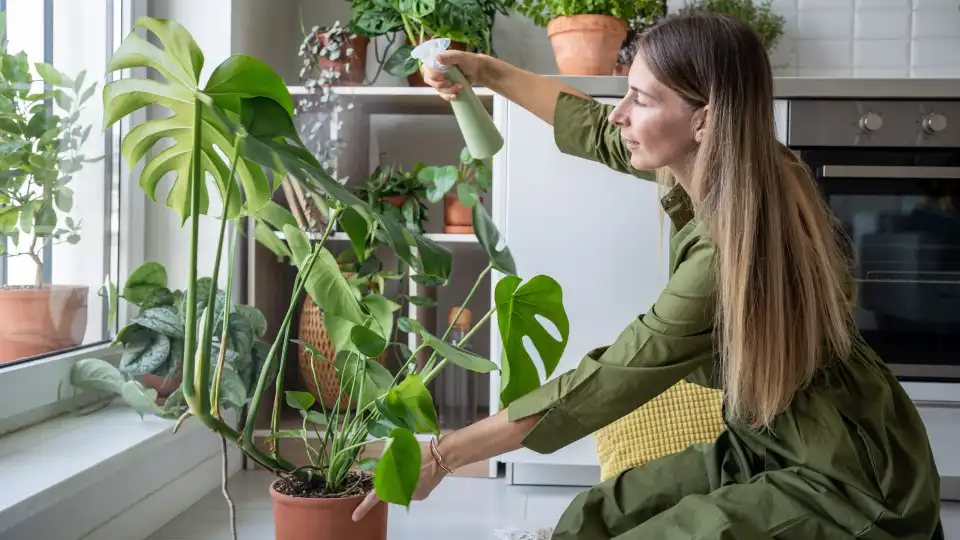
[82,16,570,540]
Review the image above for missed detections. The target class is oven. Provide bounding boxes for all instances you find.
[784,98,960,382]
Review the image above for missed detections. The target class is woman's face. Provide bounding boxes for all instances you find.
[608,56,704,174]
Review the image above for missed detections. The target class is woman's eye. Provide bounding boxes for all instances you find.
[633,99,647,107]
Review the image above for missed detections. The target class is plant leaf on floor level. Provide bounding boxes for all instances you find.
[495,275,570,408]
[374,427,421,506]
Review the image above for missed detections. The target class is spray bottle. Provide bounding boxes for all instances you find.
[410,38,504,160]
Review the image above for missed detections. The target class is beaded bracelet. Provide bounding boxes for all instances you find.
[429,436,454,475]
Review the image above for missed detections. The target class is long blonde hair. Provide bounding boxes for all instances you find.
[637,13,854,429]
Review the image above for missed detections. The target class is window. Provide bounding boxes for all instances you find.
[0,0,123,367]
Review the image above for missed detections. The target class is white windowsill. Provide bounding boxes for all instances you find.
[0,402,197,535]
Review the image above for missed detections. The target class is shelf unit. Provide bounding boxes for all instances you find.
[244,84,500,477]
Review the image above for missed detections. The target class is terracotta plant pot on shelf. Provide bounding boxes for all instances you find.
[547,15,628,76]
[315,33,370,86]
[405,38,467,87]
[0,285,88,363]
[443,193,483,234]
[270,477,388,540]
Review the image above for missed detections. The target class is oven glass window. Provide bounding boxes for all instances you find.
[830,189,960,374]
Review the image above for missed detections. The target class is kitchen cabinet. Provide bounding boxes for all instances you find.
[488,94,670,485]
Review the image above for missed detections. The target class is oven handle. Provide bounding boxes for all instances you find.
[821,165,960,180]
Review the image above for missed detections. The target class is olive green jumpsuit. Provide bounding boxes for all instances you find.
[506,92,943,540]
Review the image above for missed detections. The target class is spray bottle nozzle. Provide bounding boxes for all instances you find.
[410,38,452,71]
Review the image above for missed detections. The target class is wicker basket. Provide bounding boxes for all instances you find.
[296,294,389,410]
[593,380,726,482]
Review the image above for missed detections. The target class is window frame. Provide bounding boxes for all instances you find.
[0,0,146,432]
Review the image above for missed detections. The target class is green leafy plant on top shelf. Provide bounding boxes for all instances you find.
[0,22,101,287]
[676,0,785,52]
[70,261,271,419]
[350,0,516,78]
[515,0,658,27]
[418,146,492,209]
[81,16,570,537]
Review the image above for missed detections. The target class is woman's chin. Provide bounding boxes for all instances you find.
[630,156,658,172]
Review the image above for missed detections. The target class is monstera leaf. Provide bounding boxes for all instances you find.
[102,17,293,222]
[495,275,570,407]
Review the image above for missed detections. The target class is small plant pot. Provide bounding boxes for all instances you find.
[270,477,388,540]
[547,15,628,76]
[0,285,88,363]
[314,33,370,86]
[383,194,409,208]
[143,372,182,405]
[443,193,482,234]
[405,38,468,87]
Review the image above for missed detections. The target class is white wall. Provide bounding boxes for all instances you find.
[668,0,960,78]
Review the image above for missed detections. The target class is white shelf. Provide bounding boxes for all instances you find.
[276,231,479,245]
[287,85,495,115]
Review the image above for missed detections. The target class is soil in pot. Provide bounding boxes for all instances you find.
[0,285,88,363]
[444,193,483,234]
[271,472,387,540]
[547,15,628,76]
[405,38,468,87]
[313,33,370,85]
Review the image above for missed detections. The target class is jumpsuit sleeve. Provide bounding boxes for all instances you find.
[552,91,657,182]
[506,233,718,454]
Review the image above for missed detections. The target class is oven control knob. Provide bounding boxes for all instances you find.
[859,112,883,133]
[922,113,948,134]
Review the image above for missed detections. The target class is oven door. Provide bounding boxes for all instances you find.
[803,155,960,381]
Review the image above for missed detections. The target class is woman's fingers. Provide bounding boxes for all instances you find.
[351,491,381,522]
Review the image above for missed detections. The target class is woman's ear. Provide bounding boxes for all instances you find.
[692,106,709,144]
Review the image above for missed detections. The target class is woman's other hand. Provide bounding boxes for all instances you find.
[421,50,486,102]
[351,440,449,522]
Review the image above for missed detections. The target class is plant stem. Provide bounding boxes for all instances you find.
[28,235,42,287]
[423,305,495,384]
[423,263,492,373]
[330,437,385,465]
[181,99,204,408]
[210,136,242,417]
[220,435,238,540]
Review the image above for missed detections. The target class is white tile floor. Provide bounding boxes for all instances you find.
[149,471,960,540]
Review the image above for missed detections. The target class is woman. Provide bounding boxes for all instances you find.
[354,13,943,539]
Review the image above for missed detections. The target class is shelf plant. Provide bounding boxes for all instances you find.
[353,164,429,235]
[417,146,492,233]
[0,18,102,362]
[676,0,785,52]
[86,16,570,540]
[514,0,664,75]
[349,0,515,81]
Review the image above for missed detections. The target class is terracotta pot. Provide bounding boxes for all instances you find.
[314,33,370,85]
[270,478,388,540]
[547,15,628,76]
[0,285,88,363]
[405,38,468,87]
[443,193,483,234]
[383,194,408,208]
[143,372,181,405]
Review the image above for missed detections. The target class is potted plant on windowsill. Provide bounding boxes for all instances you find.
[349,0,514,86]
[86,16,570,540]
[675,0,785,53]
[71,261,271,408]
[418,146,492,234]
[0,34,100,363]
[515,0,660,75]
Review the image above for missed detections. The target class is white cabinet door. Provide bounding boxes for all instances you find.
[491,97,670,470]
